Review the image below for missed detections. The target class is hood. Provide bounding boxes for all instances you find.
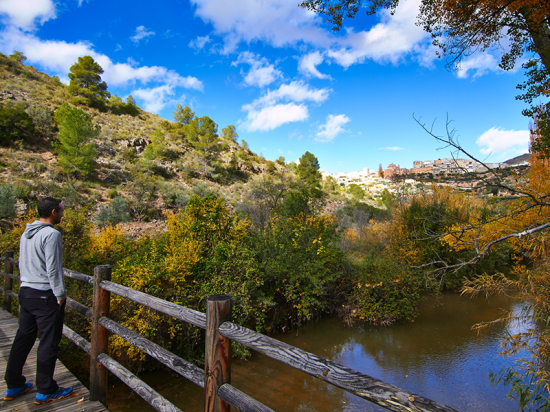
[24,221,53,239]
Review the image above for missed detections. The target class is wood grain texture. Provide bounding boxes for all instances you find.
[90,265,111,406]
[64,268,93,284]
[98,316,204,388]
[66,297,92,319]
[205,295,232,412]
[99,280,207,329]
[3,273,20,281]
[7,256,17,268]
[218,383,274,412]
[97,353,182,412]
[219,321,459,412]
[63,324,92,355]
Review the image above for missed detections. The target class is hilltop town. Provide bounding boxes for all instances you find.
[322,154,530,198]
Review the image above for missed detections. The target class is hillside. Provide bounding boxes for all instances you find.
[0,52,279,226]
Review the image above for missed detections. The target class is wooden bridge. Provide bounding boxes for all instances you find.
[0,308,106,411]
[1,250,460,412]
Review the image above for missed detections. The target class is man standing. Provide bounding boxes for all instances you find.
[3,197,73,404]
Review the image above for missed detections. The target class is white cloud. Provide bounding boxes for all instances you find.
[132,85,179,113]
[241,81,329,131]
[0,0,55,30]
[243,103,309,132]
[232,51,282,87]
[315,114,350,142]
[476,127,530,156]
[191,0,433,69]
[189,35,211,50]
[131,26,155,44]
[327,0,429,67]
[380,147,405,151]
[457,53,501,79]
[298,51,330,79]
[190,0,331,53]
[248,81,330,109]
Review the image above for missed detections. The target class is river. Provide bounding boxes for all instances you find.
[108,292,528,411]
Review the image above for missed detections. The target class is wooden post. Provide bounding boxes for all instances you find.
[90,265,111,406]
[2,251,14,313]
[205,295,232,412]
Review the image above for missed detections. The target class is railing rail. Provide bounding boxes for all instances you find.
[0,252,459,412]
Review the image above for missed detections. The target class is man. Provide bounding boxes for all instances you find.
[3,197,73,404]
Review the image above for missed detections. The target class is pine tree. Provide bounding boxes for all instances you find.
[54,103,99,177]
[68,56,110,106]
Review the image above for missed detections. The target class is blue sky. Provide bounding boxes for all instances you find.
[0,0,533,173]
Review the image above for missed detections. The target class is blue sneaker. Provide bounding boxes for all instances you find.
[4,381,33,401]
[34,387,73,405]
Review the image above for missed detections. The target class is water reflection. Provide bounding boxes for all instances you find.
[108,292,526,412]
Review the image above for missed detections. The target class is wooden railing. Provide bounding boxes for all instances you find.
[0,250,459,412]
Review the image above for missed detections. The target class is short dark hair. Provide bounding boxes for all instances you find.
[37,197,62,218]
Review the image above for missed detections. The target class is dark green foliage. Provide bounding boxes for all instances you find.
[67,56,110,107]
[25,105,55,139]
[0,102,35,145]
[9,51,27,63]
[297,151,322,187]
[173,104,195,125]
[348,183,365,199]
[255,212,346,329]
[221,125,238,142]
[349,253,423,325]
[95,196,130,228]
[53,103,99,177]
[0,184,17,219]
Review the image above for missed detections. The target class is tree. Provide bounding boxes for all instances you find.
[378,164,384,178]
[188,115,219,175]
[54,103,99,177]
[348,183,365,199]
[221,125,238,142]
[297,151,322,188]
[9,51,26,63]
[68,56,110,106]
[173,104,195,125]
[0,102,35,145]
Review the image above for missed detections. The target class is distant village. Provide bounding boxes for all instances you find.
[321,156,530,198]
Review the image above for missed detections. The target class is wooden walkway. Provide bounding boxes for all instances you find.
[0,309,107,412]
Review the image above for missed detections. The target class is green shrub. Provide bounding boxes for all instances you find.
[95,196,130,228]
[0,184,17,219]
[348,253,424,325]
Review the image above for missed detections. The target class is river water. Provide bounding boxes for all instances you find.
[108,292,528,411]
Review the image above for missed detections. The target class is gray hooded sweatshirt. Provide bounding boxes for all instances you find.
[19,221,66,301]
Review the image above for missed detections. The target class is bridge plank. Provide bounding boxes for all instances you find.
[0,309,107,412]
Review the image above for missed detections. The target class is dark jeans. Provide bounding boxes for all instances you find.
[4,287,66,394]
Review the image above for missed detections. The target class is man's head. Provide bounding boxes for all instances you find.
[37,197,64,224]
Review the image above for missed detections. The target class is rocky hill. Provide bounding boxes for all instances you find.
[0,52,278,225]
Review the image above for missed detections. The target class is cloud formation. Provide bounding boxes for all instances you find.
[191,0,434,69]
[315,114,350,142]
[131,26,155,44]
[189,35,211,50]
[232,52,282,87]
[476,127,530,156]
[241,81,330,131]
[379,146,405,151]
[0,0,55,30]
[298,51,331,79]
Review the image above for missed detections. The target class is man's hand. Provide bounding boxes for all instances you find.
[57,298,66,305]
